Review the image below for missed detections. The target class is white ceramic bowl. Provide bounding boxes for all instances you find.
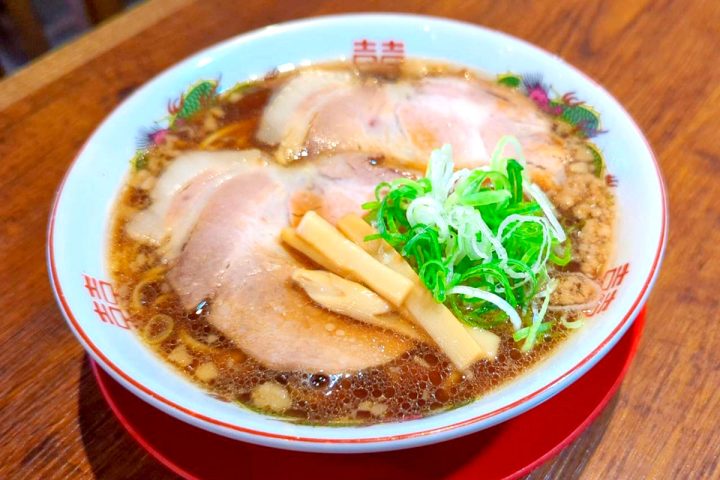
[48,14,667,453]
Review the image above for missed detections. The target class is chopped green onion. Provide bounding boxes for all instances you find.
[513,321,553,342]
[521,280,556,352]
[448,285,522,330]
[363,139,572,349]
[561,316,585,329]
[524,183,566,242]
[549,236,573,266]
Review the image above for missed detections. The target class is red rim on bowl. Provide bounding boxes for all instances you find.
[91,309,647,479]
[48,14,668,448]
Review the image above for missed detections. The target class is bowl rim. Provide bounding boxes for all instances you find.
[47,12,668,447]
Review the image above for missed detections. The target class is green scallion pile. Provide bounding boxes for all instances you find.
[363,137,572,351]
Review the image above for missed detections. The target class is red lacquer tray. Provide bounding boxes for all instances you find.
[91,309,646,479]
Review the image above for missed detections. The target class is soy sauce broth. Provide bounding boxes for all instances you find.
[109,60,613,424]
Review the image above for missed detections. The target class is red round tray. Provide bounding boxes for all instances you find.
[92,309,645,480]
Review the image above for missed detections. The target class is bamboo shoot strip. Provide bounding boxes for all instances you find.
[291,269,429,342]
[337,214,499,368]
[280,227,337,272]
[464,326,501,358]
[337,214,416,277]
[402,287,488,369]
[295,211,413,307]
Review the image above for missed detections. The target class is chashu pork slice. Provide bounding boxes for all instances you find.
[145,151,413,373]
[256,70,356,164]
[125,149,268,260]
[258,70,570,187]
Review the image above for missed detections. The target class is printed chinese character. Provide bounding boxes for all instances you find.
[381,40,405,64]
[93,301,113,324]
[99,280,118,305]
[84,274,129,329]
[588,289,617,317]
[83,274,101,300]
[353,39,377,63]
[108,306,130,329]
[601,263,630,290]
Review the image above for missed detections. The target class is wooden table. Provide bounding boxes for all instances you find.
[1,0,718,478]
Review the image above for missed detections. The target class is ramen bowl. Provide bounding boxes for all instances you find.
[48,14,666,453]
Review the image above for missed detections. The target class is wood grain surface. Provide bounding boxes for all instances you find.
[1,0,718,478]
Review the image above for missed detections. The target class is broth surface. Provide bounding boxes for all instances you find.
[109,60,614,424]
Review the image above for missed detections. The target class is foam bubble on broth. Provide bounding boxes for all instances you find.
[108,60,612,424]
